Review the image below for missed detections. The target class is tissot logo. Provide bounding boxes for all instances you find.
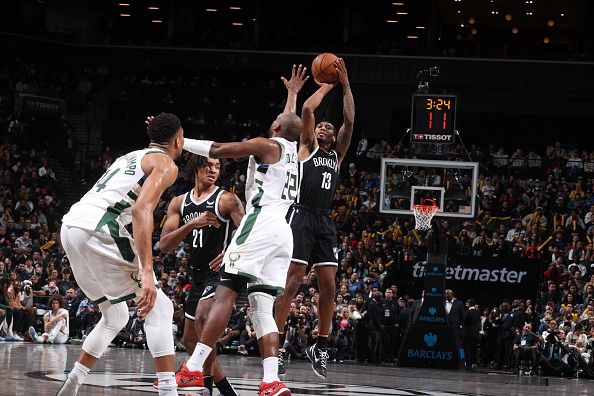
[413,134,453,141]
[28,371,470,395]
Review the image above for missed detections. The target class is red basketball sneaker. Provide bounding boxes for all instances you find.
[258,381,291,396]
[175,363,205,387]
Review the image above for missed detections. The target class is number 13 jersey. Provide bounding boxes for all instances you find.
[297,147,339,210]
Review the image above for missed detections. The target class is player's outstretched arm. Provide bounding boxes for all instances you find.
[184,137,281,165]
[334,58,355,167]
[134,154,179,319]
[282,64,309,114]
[159,195,220,252]
[301,78,335,153]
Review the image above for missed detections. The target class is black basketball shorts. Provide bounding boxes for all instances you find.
[286,206,338,268]
[184,270,219,320]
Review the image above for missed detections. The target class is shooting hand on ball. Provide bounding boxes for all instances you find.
[334,58,350,88]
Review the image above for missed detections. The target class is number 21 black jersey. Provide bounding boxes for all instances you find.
[181,187,233,275]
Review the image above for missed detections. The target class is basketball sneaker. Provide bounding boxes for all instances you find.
[258,380,291,396]
[306,343,328,379]
[278,348,286,376]
[28,326,42,343]
[175,362,205,387]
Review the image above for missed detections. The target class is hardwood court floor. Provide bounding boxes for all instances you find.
[1,342,592,395]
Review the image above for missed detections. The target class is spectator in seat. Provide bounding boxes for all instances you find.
[522,207,547,231]
[7,280,27,340]
[565,211,586,236]
[513,323,539,374]
[64,287,82,338]
[565,323,588,354]
[217,303,245,350]
[42,279,60,297]
[76,295,101,337]
[29,294,69,344]
[334,307,355,362]
[584,205,594,226]
[237,316,258,356]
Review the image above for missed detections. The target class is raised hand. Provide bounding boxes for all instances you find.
[281,64,309,93]
[145,116,155,128]
[333,58,350,87]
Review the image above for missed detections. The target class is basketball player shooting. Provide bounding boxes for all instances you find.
[274,57,355,379]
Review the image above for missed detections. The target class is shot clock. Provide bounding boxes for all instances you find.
[410,94,457,144]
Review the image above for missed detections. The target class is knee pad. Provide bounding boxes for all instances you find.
[144,289,175,358]
[82,301,129,358]
[247,292,277,339]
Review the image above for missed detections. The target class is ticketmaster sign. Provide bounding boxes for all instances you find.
[401,256,542,305]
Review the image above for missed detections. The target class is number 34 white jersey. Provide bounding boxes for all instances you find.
[244,137,298,215]
[62,148,166,231]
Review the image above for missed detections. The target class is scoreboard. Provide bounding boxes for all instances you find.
[410,94,457,144]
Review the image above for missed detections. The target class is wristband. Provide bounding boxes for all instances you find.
[184,138,213,157]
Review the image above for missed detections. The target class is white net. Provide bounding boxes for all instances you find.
[412,200,438,231]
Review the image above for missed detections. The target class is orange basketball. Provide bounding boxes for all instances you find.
[311,52,339,84]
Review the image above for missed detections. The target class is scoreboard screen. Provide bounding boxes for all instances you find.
[410,94,457,144]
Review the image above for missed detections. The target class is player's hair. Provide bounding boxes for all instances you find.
[183,154,224,182]
[147,112,181,144]
[48,294,64,309]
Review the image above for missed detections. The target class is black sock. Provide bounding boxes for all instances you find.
[278,332,284,348]
[215,377,239,396]
[317,336,329,349]
[204,376,214,394]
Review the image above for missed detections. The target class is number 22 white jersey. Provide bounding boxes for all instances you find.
[244,137,298,215]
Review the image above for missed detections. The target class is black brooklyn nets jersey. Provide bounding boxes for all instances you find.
[180,187,233,277]
[296,147,339,210]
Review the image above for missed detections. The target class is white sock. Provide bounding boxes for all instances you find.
[69,362,90,385]
[156,371,178,396]
[186,343,212,372]
[262,356,279,383]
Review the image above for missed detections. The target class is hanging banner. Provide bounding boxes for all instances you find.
[18,94,65,117]
[400,256,542,306]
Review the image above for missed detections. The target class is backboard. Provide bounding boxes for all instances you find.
[379,158,479,219]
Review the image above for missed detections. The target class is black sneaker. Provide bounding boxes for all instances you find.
[278,348,287,376]
[306,344,328,379]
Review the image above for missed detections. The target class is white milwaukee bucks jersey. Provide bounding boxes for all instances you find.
[62,148,165,231]
[244,137,298,214]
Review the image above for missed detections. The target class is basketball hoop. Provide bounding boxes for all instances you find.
[412,199,438,231]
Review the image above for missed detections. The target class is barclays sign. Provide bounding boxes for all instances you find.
[406,333,454,361]
[400,325,462,368]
